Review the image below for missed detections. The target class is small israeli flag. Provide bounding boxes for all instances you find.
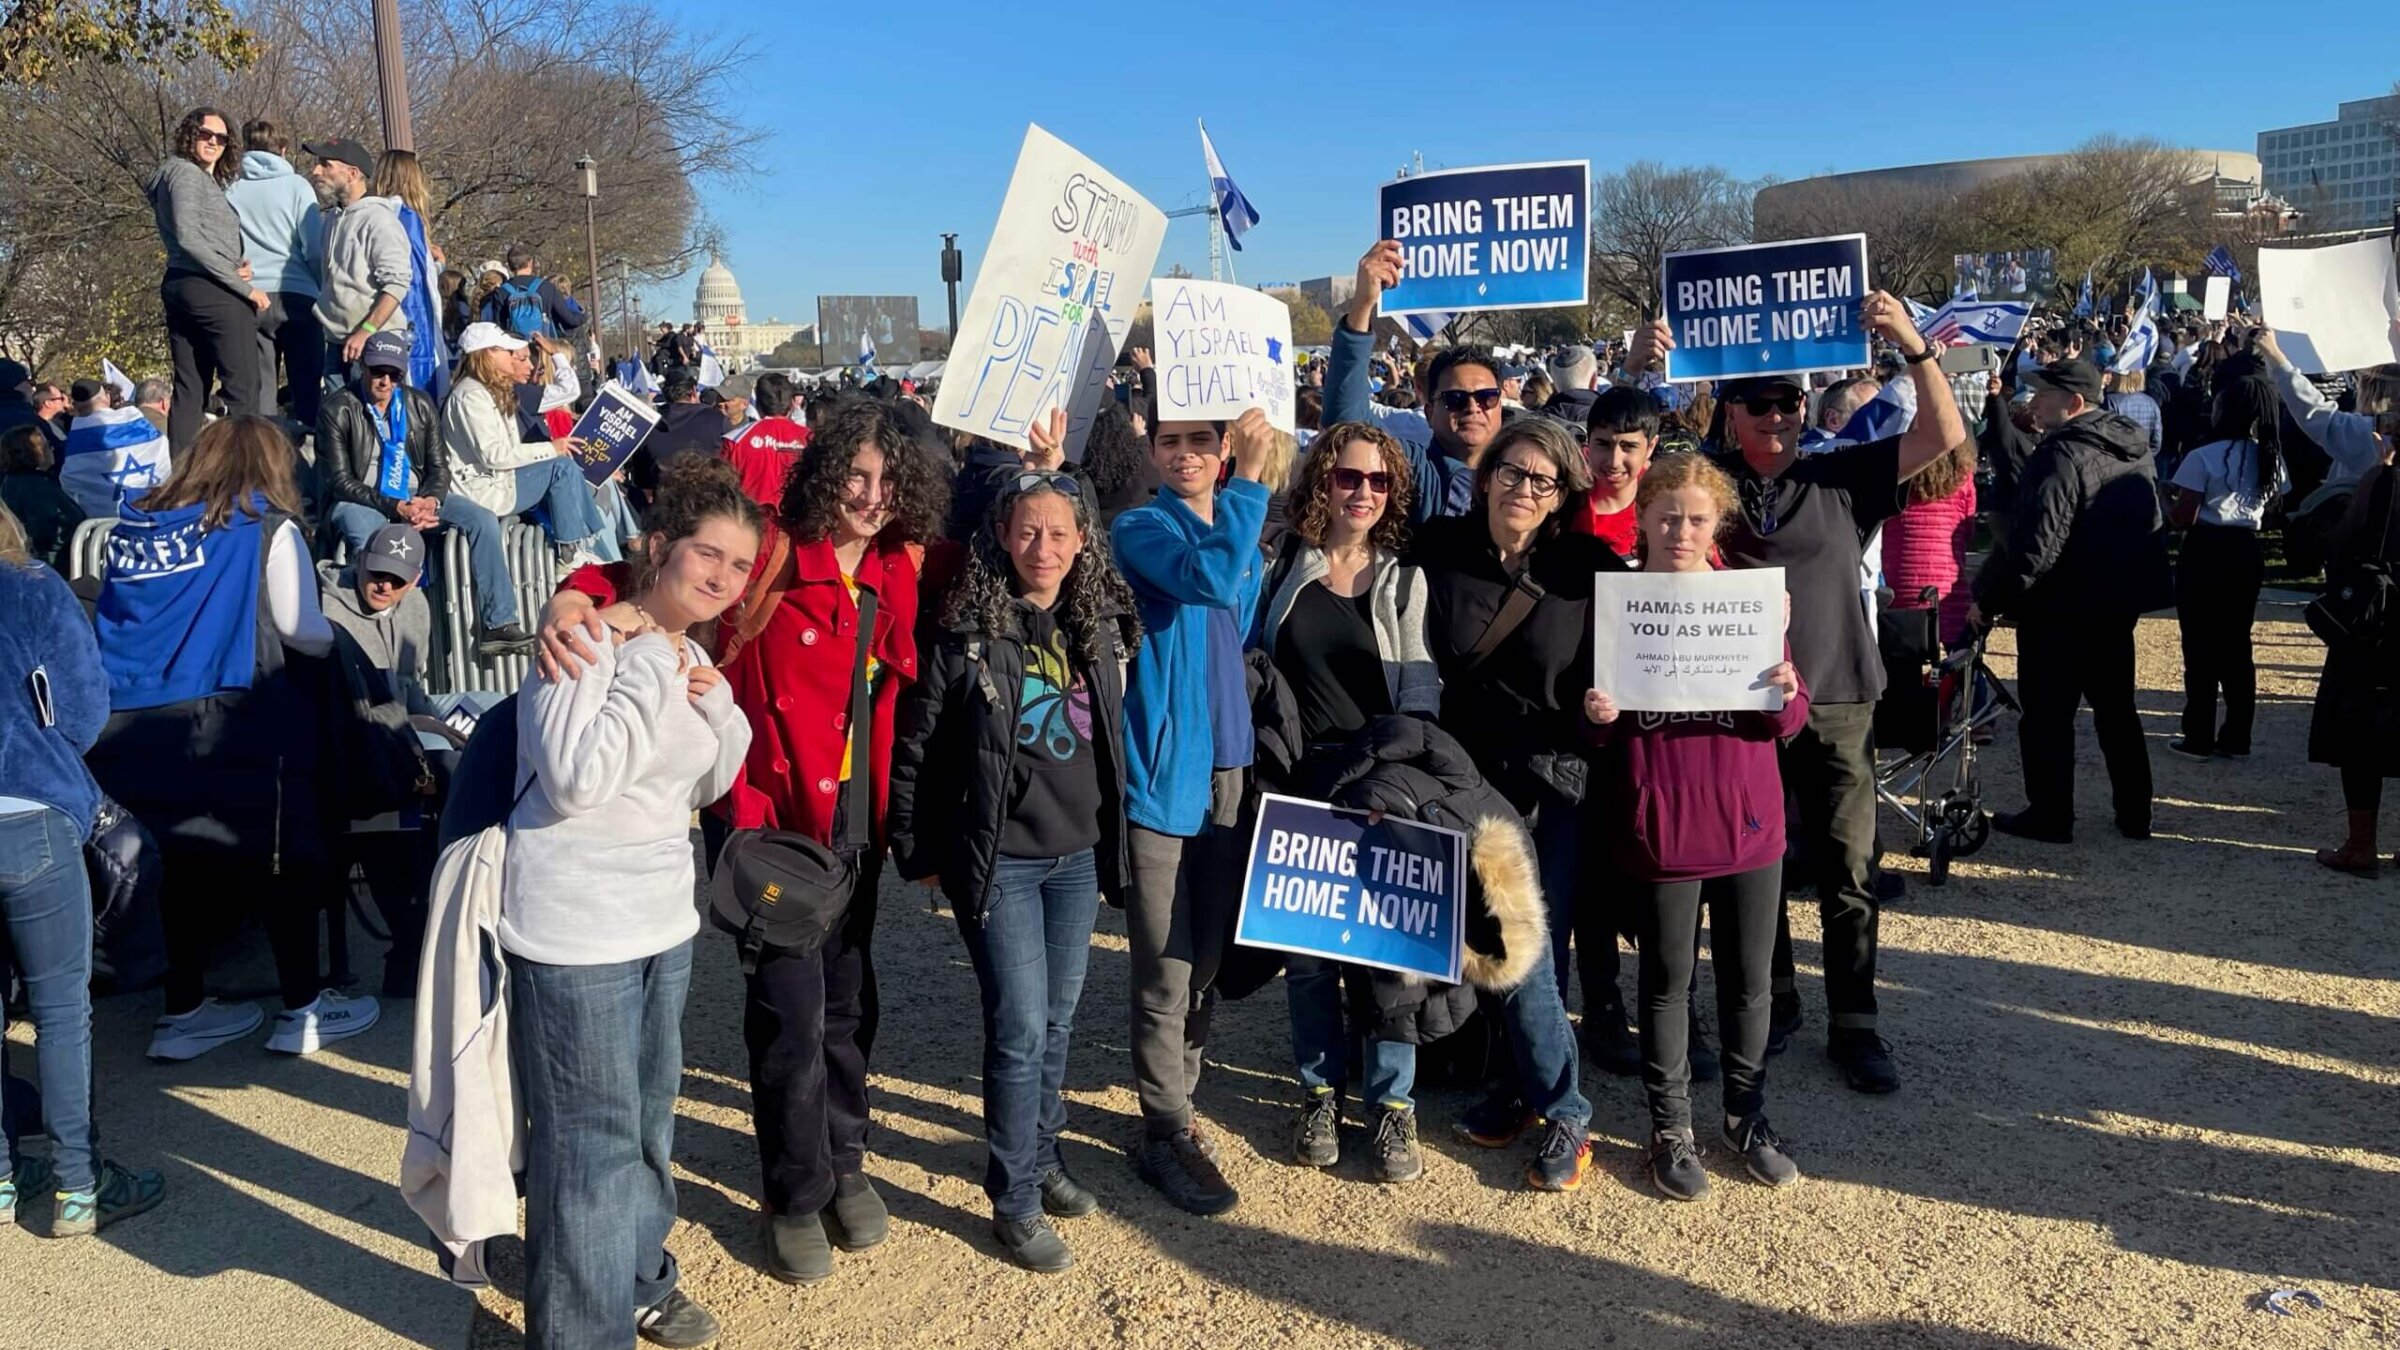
[1920,298,2031,348]
[1200,122,1260,252]
[623,360,660,397]
[858,330,877,381]
[2203,245,2242,283]
[101,358,137,403]
[2113,286,2160,375]
[696,344,725,389]
[2074,269,2094,320]
[1401,311,1451,343]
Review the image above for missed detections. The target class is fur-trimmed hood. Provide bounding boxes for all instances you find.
[1461,812,1544,993]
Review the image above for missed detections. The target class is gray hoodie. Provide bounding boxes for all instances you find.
[314,194,413,337]
[224,151,323,299]
[147,157,249,296]
[318,559,433,715]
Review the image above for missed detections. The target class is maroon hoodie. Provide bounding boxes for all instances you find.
[1585,646,1810,883]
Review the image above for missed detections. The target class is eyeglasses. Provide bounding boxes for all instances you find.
[1328,467,1393,494]
[1435,388,1504,414]
[1736,392,1805,417]
[1490,463,1560,499]
[1010,470,1083,497]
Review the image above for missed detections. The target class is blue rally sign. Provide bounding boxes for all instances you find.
[1376,160,1589,316]
[1661,233,1871,381]
[1235,793,1466,983]
[564,380,662,487]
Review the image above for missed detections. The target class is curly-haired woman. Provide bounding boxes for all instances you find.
[149,106,268,453]
[1249,421,1442,1183]
[888,470,1140,1273]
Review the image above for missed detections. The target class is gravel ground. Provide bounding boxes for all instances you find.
[7,600,2396,1349]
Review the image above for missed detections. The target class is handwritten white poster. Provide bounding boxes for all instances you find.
[1150,278,1295,432]
[2258,237,2400,375]
[1592,568,1787,713]
[931,125,1169,458]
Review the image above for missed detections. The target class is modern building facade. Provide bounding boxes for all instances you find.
[2257,96,2399,232]
[1754,149,2261,232]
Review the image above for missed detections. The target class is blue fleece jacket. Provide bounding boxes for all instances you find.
[0,562,107,831]
[1323,321,1476,524]
[1111,478,1269,836]
[224,151,322,299]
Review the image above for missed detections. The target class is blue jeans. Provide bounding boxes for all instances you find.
[589,479,640,564]
[0,808,96,1194]
[1286,956,1416,1109]
[509,940,692,1349]
[1531,786,1624,1014]
[327,496,519,631]
[956,851,1100,1221]
[510,457,608,548]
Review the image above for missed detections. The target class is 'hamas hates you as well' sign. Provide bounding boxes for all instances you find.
[1236,794,1466,983]
[1662,234,1870,381]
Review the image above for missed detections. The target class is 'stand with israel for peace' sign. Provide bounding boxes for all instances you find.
[1592,568,1788,713]
[1375,160,1590,316]
[1236,795,1467,984]
[1660,234,1870,382]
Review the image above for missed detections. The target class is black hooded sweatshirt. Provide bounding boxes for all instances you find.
[1973,409,2171,623]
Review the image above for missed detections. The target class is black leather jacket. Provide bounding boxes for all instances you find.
[316,384,449,520]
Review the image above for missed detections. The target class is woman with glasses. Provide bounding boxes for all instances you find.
[149,106,269,453]
[1249,422,1440,1184]
[1411,416,1621,1193]
[888,469,1140,1273]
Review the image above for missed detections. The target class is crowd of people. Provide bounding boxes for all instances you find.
[1,116,2397,1350]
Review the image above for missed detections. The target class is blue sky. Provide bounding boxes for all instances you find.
[647,0,2398,332]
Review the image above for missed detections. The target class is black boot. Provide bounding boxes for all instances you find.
[1581,1001,1642,1077]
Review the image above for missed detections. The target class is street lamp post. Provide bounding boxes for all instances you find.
[576,156,602,353]
[371,0,414,152]
[940,232,963,347]
[621,258,639,370]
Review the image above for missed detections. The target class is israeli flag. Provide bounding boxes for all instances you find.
[1920,298,2031,348]
[696,343,725,389]
[1834,375,1918,445]
[2203,245,2242,283]
[858,330,876,381]
[2074,269,2094,319]
[622,360,660,397]
[1903,296,1938,328]
[101,358,137,403]
[60,405,170,517]
[1200,122,1260,252]
[1401,310,1452,343]
[2113,285,2160,375]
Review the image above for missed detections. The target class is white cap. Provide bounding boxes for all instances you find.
[477,258,507,278]
[458,322,528,355]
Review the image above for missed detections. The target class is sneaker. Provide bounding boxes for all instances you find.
[1765,992,1803,1058]
[1291,1090,1340,1168]
[1991,809,2072,844]
[1580,1003,1642,1077]
[823,1171,888,1251]
[1039,1167,1098,1219]
[1369,1106,1424,1184]
[1724,1114,1801,1188]
[147,999,265,1062]
[475,622,536,658]
[761,1210,833,1285]
[635,1289,720,1348]
[1829,1029,1900,1094]
[264,990,381,1055]
[1452,1094,1536,1148]
[2166,738,2215,760]
[1687,998,1721,1084]
[1524,1117,1591,1193]
[1649,1128,1709,1202]
[992,1214,1074,1273]
[1132,1129,1238,1217]
[554,540,603,572]
[2,1156,53,1227]
[0,1177,16,1229]
[52,1161,165,1237]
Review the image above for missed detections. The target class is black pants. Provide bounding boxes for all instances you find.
[258,291,326,426]
[2176,524,2263,754]
[345,830,433,998]
[2017,613,2153,831]
[1769,701,1881,1030]
[162,274,263,453]
[1635,862,1779,1134]
[744,852,882,1217]
[2344,763,2384,812]
[160,840,324,1014]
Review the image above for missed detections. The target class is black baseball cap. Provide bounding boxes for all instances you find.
[2026,358,2105,404]
[359,329,411,374]
[359,523,425,581]
[303,138,374,174]
[1719,373,1807,400]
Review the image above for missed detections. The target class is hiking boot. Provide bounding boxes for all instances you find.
[823,1171,888,1250]
[1523,1118,1591,1193]
[52,1161,165,1237]
[1829,1029,1900,1094]
[1580,1002,1642,1077]
[1452,1094,1535,1148]
[1133,1130,1238,1216]
[1369,1106,1425,1184]
[992,1214,1074,1273]
[1765,992,1803,1058]
[1992,809,2072,844]
[475,622,536,659]
[1649,1128,1709,1202]
[1039,1167,1098,1218]
[1291,1090,1340,1168]
[265,990,380,1055]
[761,1210,833,1285]
[1687,995,1720,1084]
[635,1289,720,1348]
[1724,1114,1801,1188]
[147,999,264,1062]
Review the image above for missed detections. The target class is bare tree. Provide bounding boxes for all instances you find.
[1588,161,1753,321]
[1754,174,1959,302]
[0,0,255,84]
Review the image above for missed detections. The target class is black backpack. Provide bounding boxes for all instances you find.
[322,629,435,821]
[2306,469,2398,656]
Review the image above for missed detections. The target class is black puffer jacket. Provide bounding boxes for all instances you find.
[1974,409,2171,623]
[1279,715,1547,1046]
[887,600,1134,921]
[317,384,448,521]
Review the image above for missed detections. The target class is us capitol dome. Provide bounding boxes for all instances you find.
[682,255,806,371]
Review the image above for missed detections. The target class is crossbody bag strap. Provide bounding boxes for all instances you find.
[839,585,878,852]
[1462,568,1545,672]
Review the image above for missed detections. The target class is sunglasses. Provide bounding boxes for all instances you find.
[1328,467,1393,494]
[194,129,229,146]
[1435,388,1504,414]
[1010,470,1083,497]
[1490,463,1561,499]
[1735,392,1805,417]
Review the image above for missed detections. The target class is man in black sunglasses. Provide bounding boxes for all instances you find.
[1631,291,1968,1096]
[1322,239,1515,525]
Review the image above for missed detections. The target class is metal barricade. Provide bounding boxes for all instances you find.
[66,516,118,582]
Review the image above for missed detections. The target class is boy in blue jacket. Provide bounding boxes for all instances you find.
[1110,406,1274,1216]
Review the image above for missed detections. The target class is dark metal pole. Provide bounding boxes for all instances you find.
[577,157,602,355]
[940,232,963,346]
[371,0,413,152]
[621,259,638,367]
